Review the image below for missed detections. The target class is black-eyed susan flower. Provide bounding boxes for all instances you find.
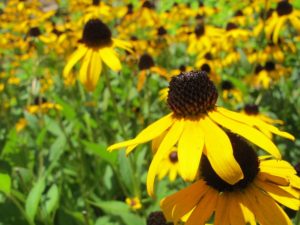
[63,19,131,91]
[125,197,142,210]
[26,97,62,114]
[136,53,167,91]
[241,104,285,139]
[265,1,300,44]
[108,71,294,196]
[161,133,300,225]
[220,80,243,103]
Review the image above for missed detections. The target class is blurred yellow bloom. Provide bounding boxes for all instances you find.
[16,118,27,133]
[125,197,142,210]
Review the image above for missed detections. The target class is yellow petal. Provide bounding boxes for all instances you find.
[147,120,184,196]
[178,120,204,181]
[63,45,87,78]
[254,179,300,210]
[79,49,93,85]
[200,116,243,185]
[85,51,102,91]
[210,110,281,159]
[185,187,218,225]
[99,47,121,71]
[160,180,209,222]
[237,192,256,225]
[273,17,286,44]
[258,172,290,186]
[228,193,246,225]
[107,113,174,152]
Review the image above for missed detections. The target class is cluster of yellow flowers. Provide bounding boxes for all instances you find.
[1,0,300,224]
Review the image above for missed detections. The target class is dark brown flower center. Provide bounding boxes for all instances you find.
[195,24,205,37]
[179,65,186,72]
[201,63,211,73]
[28,27,41,37]
[204,53,213,60]
[138,54,155,70]
[276,1,293,16]
[92,0,100,6]
[221,80,234,90]
[265,61,275,71]
[201,133,260,192]
[157,26,167,36]
[147,211,173,225]
[167,71,218,118]
[169,151,178,163]
[142,1,155,9]
[226,22,238,31]
[244,104,259,115]
[255,64,264,74]
[82,19,112,48]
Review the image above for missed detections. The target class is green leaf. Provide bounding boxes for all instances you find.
[45,184,59,216]
[25,177,46,223]
[82,141,118,165]
[90,200,145,225]
[0,173,11,194]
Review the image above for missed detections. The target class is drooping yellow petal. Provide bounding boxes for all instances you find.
[161,180,209,222]
[107,113,174,152]
[254,179,300,210]
[147,120,184,196]
[178,120,204,181]
[210,110,281,159]
[137,70,147,91]
[185,187,218,225]
[85,51,102,91]
[245,185,292,225]
[200,116,243,185]
[63,45,88,78]
[99,47,121,71]
[79,49,93,85]
[258,172,290,186]
[273,17,287,44]
[112,38,132,52]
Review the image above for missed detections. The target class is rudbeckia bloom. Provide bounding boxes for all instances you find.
[265,1,300,44]
[63,19,131,91]
[161,133,300,225]
[108,71,294,196]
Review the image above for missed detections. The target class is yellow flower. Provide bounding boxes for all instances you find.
[220,80,243,104]
[155,147,180,182]
[108,71,294,196]
[265,1,300,44]
[16,118,27,133]
[136,53,167,91]
[241,104,284,139]
[27,98,62,114]
[161,133,300,225]
[63,19,131,91]
[125,197,142,210]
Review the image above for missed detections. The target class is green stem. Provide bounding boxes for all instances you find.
[7,195,35,225]
[102,70,127,137]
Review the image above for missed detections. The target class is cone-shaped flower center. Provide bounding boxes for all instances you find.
[82,19,112,48]
[138,54,155,70]
[157,26,167,36]
[92,0,100,6]
[201,133,259,192]
[244,104,259,115]
[147,211,171,225]
[167,71,218,118]
[169,151,178,163]
[195,24,205,37]
[201,63,211,73]
[255,64,264,74]
[142,1,155,9]
[221,80,234,90]
[28,27,41,37]
[226,22,238,31]
[276,1,293,16]
[265,61,275,71]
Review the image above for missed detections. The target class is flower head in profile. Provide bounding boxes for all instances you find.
[63,19,131,91]
[161,133,300,225]
[108,71,294,196]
